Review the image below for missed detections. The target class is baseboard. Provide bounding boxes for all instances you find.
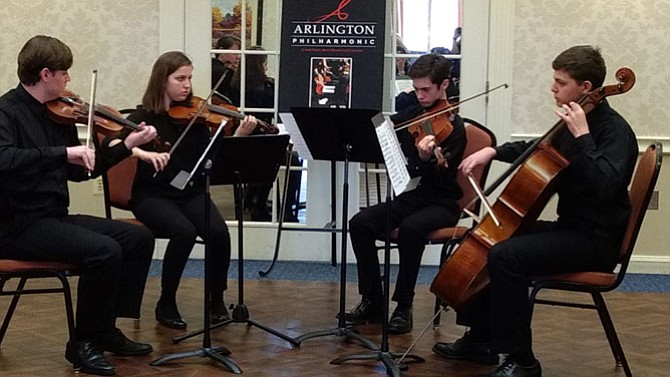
[628,255,670,274]
[151,238,670,275]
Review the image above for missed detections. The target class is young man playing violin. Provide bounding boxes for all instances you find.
[432,45,638,377]
[342,53,466,334]
[0,35,157,376]
[105,51,257,331]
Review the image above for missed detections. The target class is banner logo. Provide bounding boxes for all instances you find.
[313,0,351,22]
[291,0,377,48]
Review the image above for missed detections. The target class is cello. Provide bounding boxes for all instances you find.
[430,67,636,309]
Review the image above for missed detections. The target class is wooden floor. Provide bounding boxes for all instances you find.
[1,276,668,377]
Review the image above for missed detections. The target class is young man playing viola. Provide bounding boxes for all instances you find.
[342,54,466,334]
[0,35,158,375]
[433,45,637,377]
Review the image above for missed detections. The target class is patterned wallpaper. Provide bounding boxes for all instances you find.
[511,0,670,139]
[0,0,159,110]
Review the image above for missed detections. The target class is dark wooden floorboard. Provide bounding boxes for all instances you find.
[1,276,668,376]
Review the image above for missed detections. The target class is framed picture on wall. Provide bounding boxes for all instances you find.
[211,0,258,47]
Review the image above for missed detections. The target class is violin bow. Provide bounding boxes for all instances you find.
[84,70,98,177]
[167,69,230,157]
[394,83,509,132]
[152,70,231,179]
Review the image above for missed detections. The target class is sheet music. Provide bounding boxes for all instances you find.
[394,78,414,96]
[279,112,312,160]
[372,113,418,195]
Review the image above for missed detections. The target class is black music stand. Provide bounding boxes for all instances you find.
[286,107,381,351]
[151,132,295,374]
[150,124,241,372]
[170,133,299,347]
[328,112,424,376]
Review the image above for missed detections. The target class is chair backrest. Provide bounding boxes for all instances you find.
[456,118,497,210]
[105,156,138,212]
[616,143,663,279]
[93,131,138,217]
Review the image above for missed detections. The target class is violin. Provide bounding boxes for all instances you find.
[395,99,455,167]
[46,90,171,152]
[168,96,279,136]
[396,99,455,143]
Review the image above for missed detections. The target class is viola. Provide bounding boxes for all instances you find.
[168,96,279,136]
[396,99,455,143]
[394,99,455,166]
[430,68,636,310]
[46,90,171,152]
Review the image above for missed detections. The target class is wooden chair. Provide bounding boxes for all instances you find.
[0,259,78,345]
[529,142,663,377]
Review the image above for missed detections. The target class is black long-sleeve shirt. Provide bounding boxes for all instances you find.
[122,109,211,205]
[493,99,637,231]
[391,102,466,204]
[0,84,131,241]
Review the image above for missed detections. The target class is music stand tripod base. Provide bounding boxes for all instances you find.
[293,323,379,350]
[150,346,241,374]
[331,351,425,376]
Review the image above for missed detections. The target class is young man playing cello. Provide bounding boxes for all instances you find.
[432,45,638,377]
[342,53,466,334]
[0,35,158,375]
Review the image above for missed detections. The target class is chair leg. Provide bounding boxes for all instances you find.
[56,274,77,342]
[591,292,632,377]
[432,299,442,329]
[0,277,27,344]
[432,240,459,329]
[528,285,542,319]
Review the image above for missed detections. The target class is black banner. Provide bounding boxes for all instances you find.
[278,0,386,111]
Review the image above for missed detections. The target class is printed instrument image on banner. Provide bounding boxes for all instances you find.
[309,57,352,108]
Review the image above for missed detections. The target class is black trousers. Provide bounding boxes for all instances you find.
[132,193,231,302]
[349,190,459,307]
[0,215,154,340]
[455,220,621,359]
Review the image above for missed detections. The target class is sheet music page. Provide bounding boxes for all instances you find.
[394,79,414,96]
[372,113,418,195]
[279,112,312,160]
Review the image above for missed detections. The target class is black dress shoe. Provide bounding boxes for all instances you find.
[388,306,412,334]
[432,331,499,365]
[98,328,153,356]
[340,297,383,324]
[490,359,542,377]
[211,301,231,324]
[65,340,115,376]
[155,300,187,329]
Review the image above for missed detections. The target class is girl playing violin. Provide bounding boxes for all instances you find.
[342,54,467,334]
[107,51,257,329]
